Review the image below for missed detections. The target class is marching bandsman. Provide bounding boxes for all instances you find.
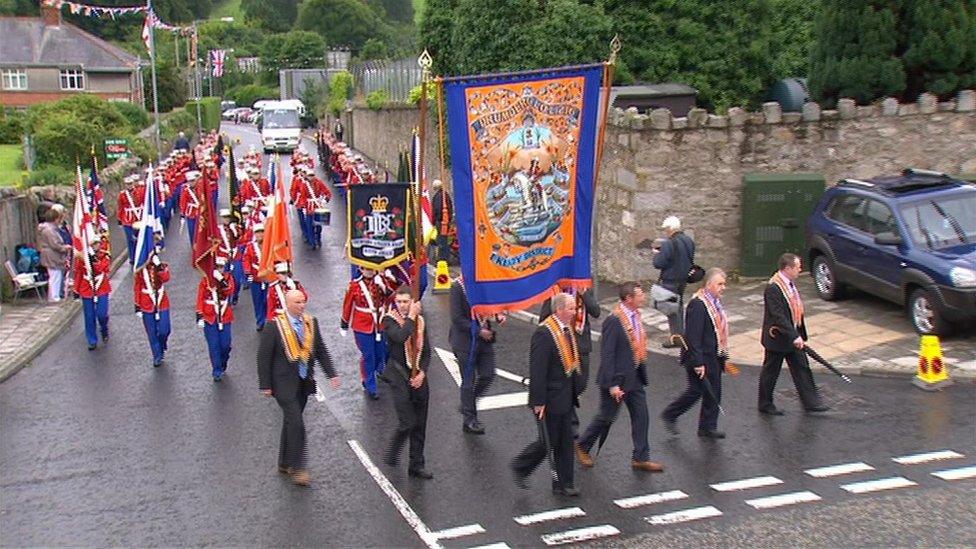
[217,208,244,305]
[341,267,398,400]
[242,224,268,331]
[116,174,145,265]
[295,165,332,249]
[240,166,270,208]
[197,257,235,382]
[450,275,505,434]
[134,242,171,368]
[381,286,433,479]
[203,157,220,205]
[75,234,112,350]
[154,164,173,236]
[267,262,309,321]
[179,170,202,245]
[289,168,307,240]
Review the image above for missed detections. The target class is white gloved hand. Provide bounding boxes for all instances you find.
[197,319,205,328]
[151,255,161,266]
[135,311,143,319]
[339,328,348,338]
[212,269,224,281]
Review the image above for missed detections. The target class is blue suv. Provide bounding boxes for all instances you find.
[806,169,976,335]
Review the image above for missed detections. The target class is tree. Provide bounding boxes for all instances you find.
[296,0,387,50]
[241,0,299,33]
[809,1,906,106]
[328,71,354,116]
[448,0,539,75]
[144,60,186,113]
[374,0,414,23]
[0,0,37,16]
[419,0,457,75]
[259,31,326,86]
[359,38,390,60]
[902,0,976,99]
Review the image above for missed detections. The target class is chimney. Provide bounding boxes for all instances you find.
[41,5,62,26]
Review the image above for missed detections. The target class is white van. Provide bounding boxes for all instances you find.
[258,101,302,153]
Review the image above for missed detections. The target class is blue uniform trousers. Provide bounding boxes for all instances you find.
[82,296,110,346]
[296,209,308,243]
[186,217,197,246]
[250,282,268,329]
[203,322,232,377]
[142,309,171,364]
[122,226,136,265]
[354,330,385,397]
[228,260,245,304]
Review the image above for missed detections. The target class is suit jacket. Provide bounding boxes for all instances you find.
[381,315,431,382]
[528,324,579,415]
[596,314,648,392]
[448,284,495,355]
[760,281,808,353]
[257,316,337,398]
[682,297,724,370]
[538,290,601,355]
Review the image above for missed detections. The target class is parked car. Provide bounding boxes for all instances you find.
[806,168,976,335]
[220,100,237,112]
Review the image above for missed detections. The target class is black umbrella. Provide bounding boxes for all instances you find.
[535,413,558,485]
[670,334,725,415]
[769,326,853,383]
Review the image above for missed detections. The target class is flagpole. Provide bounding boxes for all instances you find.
[412,50,433,300]
[592,35,621,301]
[147,0,161,159]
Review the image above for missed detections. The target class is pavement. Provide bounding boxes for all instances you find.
[2,123,975,548]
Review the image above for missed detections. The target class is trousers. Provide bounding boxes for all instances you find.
[47,268,63,302]
[203,321,232,375]
[186,217,197,246]
[456,347,495,423]
[579,386,650,461]
[141,309,171,364]
[759,349,824,410]
[275,386,310,470]
[354,331,385,397]
[250,282,268,329]
[82,296,110,346]
[512,411,575,489]
[387,376,429,470]
[662,363,723,432]
[228,260,244,304]
[122,225,136,265]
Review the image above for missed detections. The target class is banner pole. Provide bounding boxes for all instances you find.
[592,35,621,300]
[413,50,433,300]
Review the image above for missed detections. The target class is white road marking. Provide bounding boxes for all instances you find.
[931,465,976,481]
[645,506,723,525]
[614,489,688,509]
[478,392,528,411]
[840,476,918,494]
[892,450,964,465]
[710,475,783,492]
[347,440,442,549]
[468,544,511,549]
[804,462,875,478]
[496,367,529,385]
[744,491,822,510]
[540,525,620,546]
[514,507,585,526]
[434,347,462,386]
[430,524,486,540]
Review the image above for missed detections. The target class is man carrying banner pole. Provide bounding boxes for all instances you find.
[132,163,170,368]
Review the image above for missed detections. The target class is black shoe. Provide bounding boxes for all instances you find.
[383,454,398,468]
[462,420,485,434]
[368,392,379,401]
[87,343,96,351]
[553,486,581,496]
[101,332,109,342]
[759,407,785,416]
[256,325,264,332]
[697,429,725,439]
[662,415,679,435]
[153,360,162,368]
[408,468,434,479]
[661,340,680,349]
[806,405,830,413]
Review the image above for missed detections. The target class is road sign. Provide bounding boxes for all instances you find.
[104,138,130,160]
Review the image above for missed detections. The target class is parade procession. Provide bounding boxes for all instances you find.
[2,1,975,548]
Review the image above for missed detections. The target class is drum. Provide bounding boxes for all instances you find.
[313,207,331,226]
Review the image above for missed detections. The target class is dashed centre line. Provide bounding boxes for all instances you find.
[745,491,822,510]
[514,507,586,526]
[804,462,875,478]
[614,490,689,509]
[645,506,724,525]
[840,476,918,494]
[710,475,783,492]
[540,525,620,546]
[431,524,486,541]
[931,465,976,481]
[892,450,964,465]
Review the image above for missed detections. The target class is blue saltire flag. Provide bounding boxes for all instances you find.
[133,163,163,273]
[443,63,605,316]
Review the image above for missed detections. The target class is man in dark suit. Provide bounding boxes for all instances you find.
[382,287,433,479]
[758,253,828,414]
[258,289,341,486]
[539,286,600,437]
[577,283,664,472]
[661,268,729,438]
[512,293,583,495]
[450,277,505,434]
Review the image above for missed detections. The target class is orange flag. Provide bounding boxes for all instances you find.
[257,156,292,281]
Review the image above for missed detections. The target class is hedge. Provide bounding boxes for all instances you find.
[185,97,222,132]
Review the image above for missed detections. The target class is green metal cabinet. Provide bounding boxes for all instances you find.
[740,173,826,276]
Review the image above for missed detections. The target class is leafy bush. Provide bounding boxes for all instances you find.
[185,97,223,132]
[31,112,104,169]
[0,108,26,145]
[112,101,151,132]
[24,165,74,187]
[226,84,279,109]
[365,89,390,110]
[128,137,155,164]
[328,71,354,116]
[161,110,197,142]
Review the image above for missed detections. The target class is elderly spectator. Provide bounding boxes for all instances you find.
[654,216,696,347]
[36,207,72,303]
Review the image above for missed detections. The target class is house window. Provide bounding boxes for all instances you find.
[2,69,28,90]
[59,69,85,90]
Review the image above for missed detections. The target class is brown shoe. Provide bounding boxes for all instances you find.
[277,465,292,475]
[291,469,310,486]
[631,460,664,472]
[575,443,594,468]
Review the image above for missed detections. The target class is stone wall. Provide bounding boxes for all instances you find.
[332,91,976,283]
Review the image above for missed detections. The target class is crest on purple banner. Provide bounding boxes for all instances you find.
[444,64,604,315]
[346,183,411,270]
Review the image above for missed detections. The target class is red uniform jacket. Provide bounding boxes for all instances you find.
[74,253,111,297]
[133,263,171,312]
[340,274,397,333]
[289,176,303,205]
[295,176,332,212]
[238,178,270,204]
[179,184,202,219]
[196,277,235,325]
[266,278,308,320]
[216,224,241,262]
[240,241,262,279]
[117,185,146,226]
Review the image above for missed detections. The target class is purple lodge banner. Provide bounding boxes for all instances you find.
[346,183,411,270]
[444,64,605,315]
